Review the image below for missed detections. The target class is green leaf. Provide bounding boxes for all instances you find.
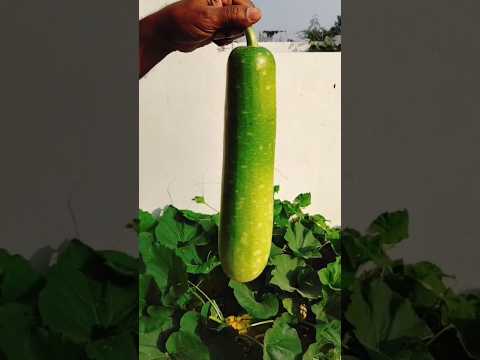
[140,348,170,360]
[403,261,449,307]
[140,329,170,360]
[140,306,174,334]
[282,200,302,219]
[302,343,322,360]
[139,210,158,232]
[38,266,99,343]
[99,250,138,276]
[0,254,42,302]
[274,200,291,228]
[342,229,390,270]
[269,255,304,293]
[263,316,302,360]
[189,255,221,275]
[0,303,36,360]
[281,298,294,315]
[139,232,188,303]
[367,210,409,245]
[345,280,432,357]
[30,328,85,359]
[155,206,198,249]
[229,280,279,319]
[55,239,98,271]
[175,244,220,275]
[310,215,340,253]
[268,243,285,266]
[303,346,340,360]
[318,257,341,291]
[193,196,206,204]
[180,209,217,233]
[175,289,194,310]
[377,338,434,360]
[166,332,210,360]
[296,266,323,299]
[165,311,210,359]
[285,222,322,259]
[315,320,341,349]
[179,311,200,334]
[86,333,136,360]
[175,244,202,267]
[311,290,329,321]
[95,281,137,329]
[200,302,211,321]
[294,193,311,208]
[275,312,298,326]
[270,243,284,257]
[139,274,152,315]
[444,292,477,321]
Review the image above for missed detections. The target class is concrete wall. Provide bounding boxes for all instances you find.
[140,45,341,225]
[140,0,171,19]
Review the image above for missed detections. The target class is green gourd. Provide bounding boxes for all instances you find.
[219,27,276,282]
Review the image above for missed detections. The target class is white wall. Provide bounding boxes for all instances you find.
[140,0,176,19]
[140,45,341,225]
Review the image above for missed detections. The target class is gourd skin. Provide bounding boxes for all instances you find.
[219,46,276,283]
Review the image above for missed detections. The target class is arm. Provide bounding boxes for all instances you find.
[139,11,174,78]
[139,0,262,78]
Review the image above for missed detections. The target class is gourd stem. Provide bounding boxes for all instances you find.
[245,27,259,47]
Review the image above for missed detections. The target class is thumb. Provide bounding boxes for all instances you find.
[213,5,262,28]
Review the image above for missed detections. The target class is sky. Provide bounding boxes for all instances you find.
[253,0,341,40]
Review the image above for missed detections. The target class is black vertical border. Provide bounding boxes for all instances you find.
[0,1,139,254]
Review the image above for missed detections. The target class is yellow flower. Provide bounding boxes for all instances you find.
[226,314,252,335]
[299,304,308,320]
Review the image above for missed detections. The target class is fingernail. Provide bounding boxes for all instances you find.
[246,7,262,22]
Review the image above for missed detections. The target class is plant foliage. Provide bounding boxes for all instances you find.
[299,15,341,52]
[0,187,478,359]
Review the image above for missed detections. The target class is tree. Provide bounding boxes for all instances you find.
[299,15,341,52]
[328,15,342,37]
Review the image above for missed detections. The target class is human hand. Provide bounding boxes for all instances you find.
[140,0,262,77]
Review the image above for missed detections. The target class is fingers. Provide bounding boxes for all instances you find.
[207,0,223,7]
[211,5,262,29]
[222,0,254,6]
[213,32,244,45]
[213,26,243,41]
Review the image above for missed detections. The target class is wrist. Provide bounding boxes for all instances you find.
[139,8,175,77]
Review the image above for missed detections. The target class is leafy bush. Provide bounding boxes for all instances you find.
[138,187,479,359]
[342,211,480,359]
[299,15,341,52]
[0,187,478,359]
[138,186,341,360]
[0,240,138,359]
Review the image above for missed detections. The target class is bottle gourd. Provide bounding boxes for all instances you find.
[219,27,276,282]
